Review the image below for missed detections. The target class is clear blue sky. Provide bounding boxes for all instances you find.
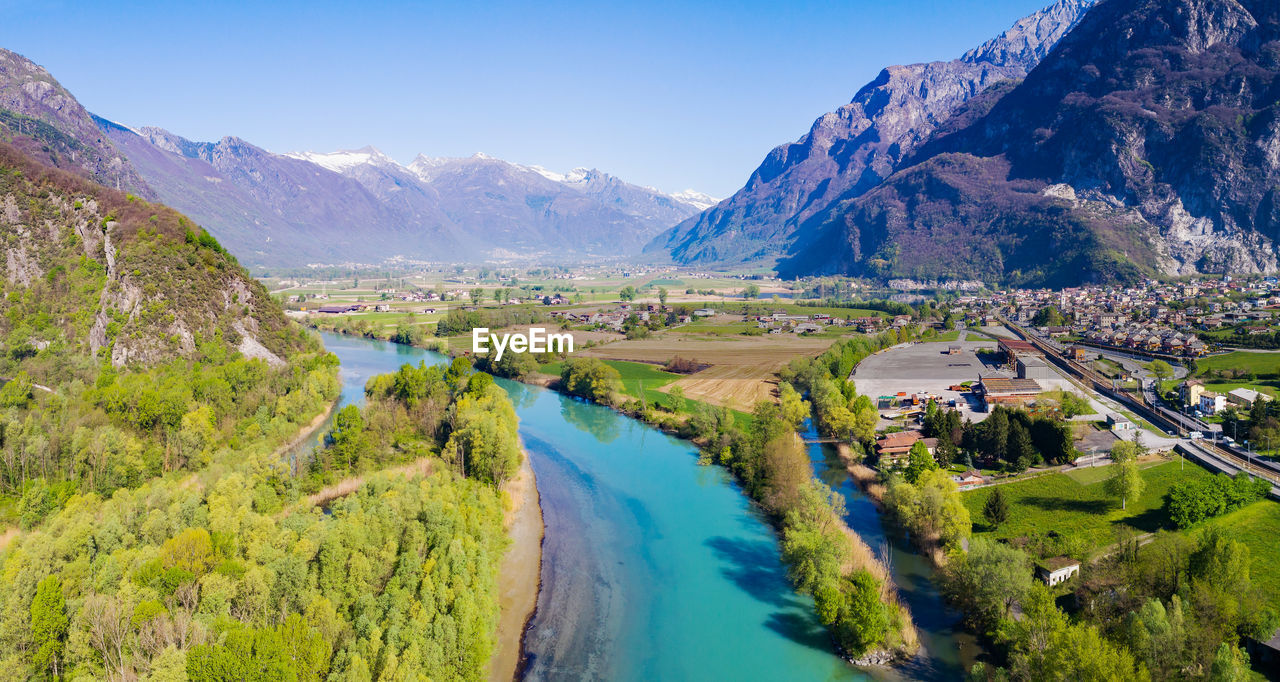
[1,0,1052,197]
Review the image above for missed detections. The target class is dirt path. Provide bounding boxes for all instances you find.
[490,452,543,682]
[305,457,434,507]
[0,526,17,551]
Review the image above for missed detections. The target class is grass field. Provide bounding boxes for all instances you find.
[1196,351,1280,376]
[580,334,836,409]
[541,358,753,428]
[1205,501,1280,610]
[962,458,1211,555]
[1203,381,1280,399]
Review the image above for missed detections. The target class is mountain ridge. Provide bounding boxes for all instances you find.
[646,0,1097,266]
[0,48,151,196]
[784,0,1280,285]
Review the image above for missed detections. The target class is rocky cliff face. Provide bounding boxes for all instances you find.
[787,0,1280,285]
[0,141,301,368]
[0,49,150,195]
[648,0,1096,266]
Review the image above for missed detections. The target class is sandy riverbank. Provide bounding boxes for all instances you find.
[272,397,338,460]
[490,451,543,682]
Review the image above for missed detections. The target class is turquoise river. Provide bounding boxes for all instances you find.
[309,331,976,681]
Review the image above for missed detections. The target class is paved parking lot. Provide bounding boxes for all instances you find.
[852,339,1005,422]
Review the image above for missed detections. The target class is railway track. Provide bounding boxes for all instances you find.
[1194,440,1280,487]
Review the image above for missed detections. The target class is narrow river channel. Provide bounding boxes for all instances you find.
[307,331,972,680]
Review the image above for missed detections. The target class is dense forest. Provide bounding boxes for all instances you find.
[0,355,518,680]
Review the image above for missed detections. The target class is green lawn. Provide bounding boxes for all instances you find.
[1203,381,1280,399]
[541,358,753,429]
[963,458,1211,555]
[542,359,681,403]
[1206,501,1280,610]
[1196,351,1280,376]
[926,329,963,342]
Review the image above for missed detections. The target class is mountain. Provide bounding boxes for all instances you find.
[784,0,1280,286]
[0,140,306,370]
[0,48,150,195]
[100,125,472,266]
[647,0,1096,266]
[0,47,710,268]
[396,152,710,257]
[103,131,710,267]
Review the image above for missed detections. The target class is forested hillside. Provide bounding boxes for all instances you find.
[0,140,523,679]
[0,349,520,679]
[0,140,339,511]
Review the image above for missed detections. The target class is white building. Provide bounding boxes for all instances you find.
[1199,391,1228,415]
[1036,557,1080,587]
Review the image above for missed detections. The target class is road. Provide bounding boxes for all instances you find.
[1180,440,1280,498]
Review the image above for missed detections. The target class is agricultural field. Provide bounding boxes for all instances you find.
[961,457,1211,555]
[1195,351,1280,376]
[579,334,836,410]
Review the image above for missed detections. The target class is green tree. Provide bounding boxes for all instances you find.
[469,287,484,305]
[904,440,937,484]
[658,287,669,308]
[618,286,636,302]
[1208,642,1250,682]
[778,383,810,429]
[30,574,68,678]
[1031,306,1067,327]
[999,585,1149,681]
[329,405,366,471]
[943,537,1031,630]
[160,527,215,576]
[560,357,622,404]
[665,385,685,413]
[982,486,1009,528]
[1146,359,1174,385]
[1105,440,1145,510]
[823,570,889,656]
[742,283,761,299]
[1125,597,1186,679]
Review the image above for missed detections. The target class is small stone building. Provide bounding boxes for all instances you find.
[1036,557,1080,586]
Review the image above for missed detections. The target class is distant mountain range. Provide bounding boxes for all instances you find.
[0,48,713,268]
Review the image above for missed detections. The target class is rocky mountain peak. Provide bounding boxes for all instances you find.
[647,0,1096,267]
[961,0,1097,68]
[0,49,151,194]
[784,0,1280,285]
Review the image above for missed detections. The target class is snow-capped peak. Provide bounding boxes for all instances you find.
[286,146,399,173]
[522,164,593,185]
[671,189,719,211]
